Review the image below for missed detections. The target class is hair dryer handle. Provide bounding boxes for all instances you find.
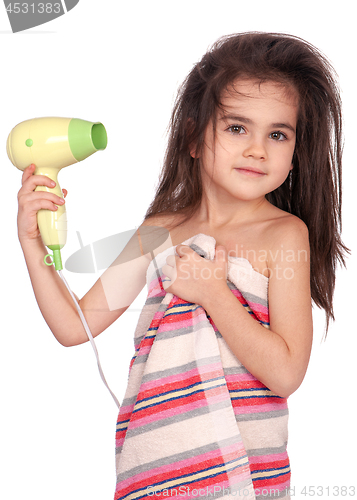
[34,168,67,251]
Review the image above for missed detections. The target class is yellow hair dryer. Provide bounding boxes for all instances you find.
[7,117,107,270]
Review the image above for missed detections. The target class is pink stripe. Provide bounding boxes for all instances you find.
[278,479,291,490]
[148,286,162,298]
[158,312,208,332]
[148,277,162,292]
[136,346,151,356]
[248,452,289,464]
[116,404,135,423]
[225,373,259,383]
[151,310,166,321]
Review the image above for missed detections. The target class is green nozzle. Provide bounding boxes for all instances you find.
[68,119,107,162]
[45,246,63,271]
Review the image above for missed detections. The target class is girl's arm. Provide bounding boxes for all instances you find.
[163,218,313,398]
[17,165,165,348]
[20,229,151,347]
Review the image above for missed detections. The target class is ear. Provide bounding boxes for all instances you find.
[190,144,198,158]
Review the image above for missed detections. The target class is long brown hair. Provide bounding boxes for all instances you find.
[143,32,349,331]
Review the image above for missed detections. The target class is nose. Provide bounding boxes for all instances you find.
[242,135,267,160]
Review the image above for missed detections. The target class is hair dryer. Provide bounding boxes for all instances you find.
[7,117,107,270]
[8,117,119,408]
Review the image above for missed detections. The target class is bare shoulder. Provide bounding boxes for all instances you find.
[263,211,310,275]
[140,212,182,230]
[264,208,309,252]
[269,212,309,247]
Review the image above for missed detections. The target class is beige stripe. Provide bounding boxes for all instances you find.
[251,465,290,480]
[230,389,273,398]
[238,415,289,451]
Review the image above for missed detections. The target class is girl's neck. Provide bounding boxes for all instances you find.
[193,195,270,231]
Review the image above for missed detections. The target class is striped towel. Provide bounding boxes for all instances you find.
[115,234,290,500]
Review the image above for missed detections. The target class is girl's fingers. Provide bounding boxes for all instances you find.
[21,166,64,196]
[21,164,36,185]
[21,173,56,193]
[19,190,65,209]
[26,197,61,213]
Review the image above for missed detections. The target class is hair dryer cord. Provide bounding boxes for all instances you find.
[58,270,120,409]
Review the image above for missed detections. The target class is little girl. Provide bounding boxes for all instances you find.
[17,33,348,499]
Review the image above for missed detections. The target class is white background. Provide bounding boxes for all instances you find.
[1,1,356,499]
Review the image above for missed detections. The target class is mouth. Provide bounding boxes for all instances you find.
[234,167,266,177]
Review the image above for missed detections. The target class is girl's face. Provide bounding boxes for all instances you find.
[199,79,298,204]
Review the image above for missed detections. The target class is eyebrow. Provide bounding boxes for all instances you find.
[220,114,296,133]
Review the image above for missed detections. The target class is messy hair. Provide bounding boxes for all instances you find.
[143,32,349,331]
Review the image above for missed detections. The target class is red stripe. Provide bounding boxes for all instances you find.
[231,397,286,407]
[226,378,267,389]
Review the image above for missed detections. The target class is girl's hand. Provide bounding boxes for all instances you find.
[162,244,229,307]
[17,164,67,243]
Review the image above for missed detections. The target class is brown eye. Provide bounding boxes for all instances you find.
[270,131,287,141]
[228,125,245,134]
